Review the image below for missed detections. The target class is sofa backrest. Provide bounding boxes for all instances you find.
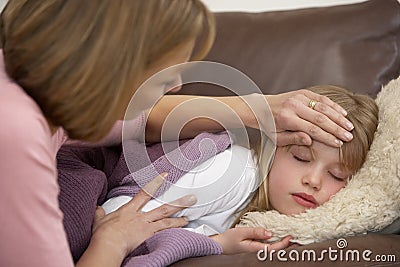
[179,0,400,98]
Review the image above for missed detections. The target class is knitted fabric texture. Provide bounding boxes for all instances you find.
[57,131,230,264]
[123,228,223,267]
[108,131,233,199]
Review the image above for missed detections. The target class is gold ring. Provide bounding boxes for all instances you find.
[308,99,318,110]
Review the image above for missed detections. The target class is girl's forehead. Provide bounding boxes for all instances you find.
[310,140,340,156]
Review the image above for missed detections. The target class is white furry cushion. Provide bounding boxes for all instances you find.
[238,77,400,245]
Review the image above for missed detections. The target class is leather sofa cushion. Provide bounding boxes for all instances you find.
[179,0,400,98]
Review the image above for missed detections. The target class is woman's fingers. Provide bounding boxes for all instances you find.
[275,131,312,147]
[277,111,343,147]
[302,90,348,117]
[301,105,352,144]
[296,92,354,139]
[273,90,355,147]
[297,91,353,130]
[124,173,167,211]
[152,217,189,232]
[114,173,197,234]
[144,194,197,222]
[288,115,344,147]
[142,194,196,233]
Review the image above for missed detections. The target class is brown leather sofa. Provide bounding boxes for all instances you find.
[172,0,400,266]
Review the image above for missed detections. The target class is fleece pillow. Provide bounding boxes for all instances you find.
[238,76,400,245]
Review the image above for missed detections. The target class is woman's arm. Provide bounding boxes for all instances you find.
[0,101,76,267]
[145,91,354,147]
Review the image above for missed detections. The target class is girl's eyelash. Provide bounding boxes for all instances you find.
[293,154,346,181]
[329,172,345,182]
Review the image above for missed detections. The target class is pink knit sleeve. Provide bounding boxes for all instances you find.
[0,81,74,266]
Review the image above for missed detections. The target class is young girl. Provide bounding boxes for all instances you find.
[102,85,379,240]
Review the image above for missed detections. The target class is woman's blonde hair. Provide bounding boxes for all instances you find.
[0,0,215,141]
[233,85,379,226]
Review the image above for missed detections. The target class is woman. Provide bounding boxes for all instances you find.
[0,1,354,266]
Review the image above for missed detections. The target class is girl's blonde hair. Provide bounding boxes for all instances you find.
[233,85,379,226]
[0,0,215,141]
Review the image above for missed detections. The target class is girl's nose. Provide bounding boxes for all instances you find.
[302,171,322,191]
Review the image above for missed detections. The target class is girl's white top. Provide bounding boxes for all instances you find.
[102,144,260,235]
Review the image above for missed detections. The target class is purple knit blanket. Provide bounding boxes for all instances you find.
[57,132,231,266]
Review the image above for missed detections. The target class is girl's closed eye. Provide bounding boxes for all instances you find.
[328,171,347,182]
[289,146,313,162]
[293,155,310,162]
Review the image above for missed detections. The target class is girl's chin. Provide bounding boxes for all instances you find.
[269,201,306,215]
[274,206,306,216]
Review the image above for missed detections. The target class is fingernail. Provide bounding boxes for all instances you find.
[346,121,354,130]
[181,195,197,206]
[183,216,190,222]
[160,172,168,178]
[265,230,272,237]
[344,132,353,141]
[302,138,310,145]
[342,110,348,116]
[334,139,343,146]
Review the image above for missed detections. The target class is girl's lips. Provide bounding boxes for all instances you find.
[292,193,318,208]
